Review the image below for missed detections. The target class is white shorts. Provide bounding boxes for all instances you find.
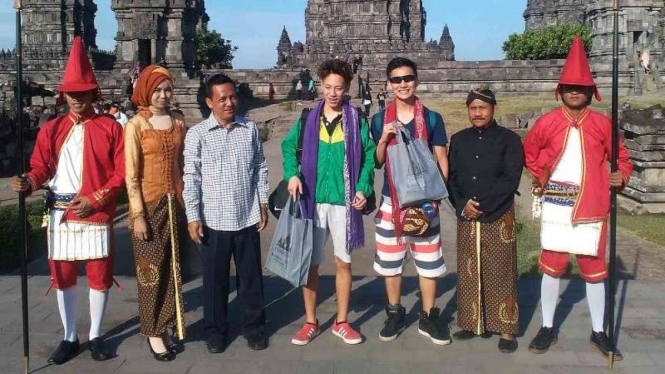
[310,203,352,265]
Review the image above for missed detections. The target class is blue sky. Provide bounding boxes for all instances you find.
[0,0,527,68]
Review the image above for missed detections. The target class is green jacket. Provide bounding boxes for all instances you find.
[281,115,376,206]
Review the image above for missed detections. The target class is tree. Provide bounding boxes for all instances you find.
[502,25,592,60]
[196,22,238,69]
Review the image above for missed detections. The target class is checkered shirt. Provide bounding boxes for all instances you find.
[183,114,269,231]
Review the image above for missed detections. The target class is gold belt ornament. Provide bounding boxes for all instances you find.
[543,189,579,199]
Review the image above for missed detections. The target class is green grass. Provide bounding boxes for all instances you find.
[0,200,47,272]
[516,217,581,278]
[618,212,665,246]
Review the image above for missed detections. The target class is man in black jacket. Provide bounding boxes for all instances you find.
[448,87,524,353]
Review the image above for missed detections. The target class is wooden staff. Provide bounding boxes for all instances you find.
[14,1,30,373]
[608,0,620,369]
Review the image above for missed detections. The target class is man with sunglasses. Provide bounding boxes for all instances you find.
[371,57,451,345]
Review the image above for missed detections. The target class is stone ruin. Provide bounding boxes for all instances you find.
[621,104,665,214]
[277,0,455,69]
[524,0,665,95]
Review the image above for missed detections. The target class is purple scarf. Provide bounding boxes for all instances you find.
[301,100,364,254]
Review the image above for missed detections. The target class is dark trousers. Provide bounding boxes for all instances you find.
[201,226,265,338]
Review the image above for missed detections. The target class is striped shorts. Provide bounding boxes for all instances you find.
[373,197,446,278]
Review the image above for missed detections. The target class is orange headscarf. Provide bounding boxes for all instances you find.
[131,65,173,118]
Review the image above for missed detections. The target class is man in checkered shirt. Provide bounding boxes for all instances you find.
[183,74,270,354]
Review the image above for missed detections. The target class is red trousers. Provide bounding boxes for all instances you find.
[538,222,608,282]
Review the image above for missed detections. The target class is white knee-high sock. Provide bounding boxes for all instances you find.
[586,281,605,333]
[56,288,77,342]
[89,289,109,340]
[541,273,560,328]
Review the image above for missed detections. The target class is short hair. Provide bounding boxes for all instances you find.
[317,59,354,85]
[205,74,237,99]
[386,57,418,78]
[102,103,111,111]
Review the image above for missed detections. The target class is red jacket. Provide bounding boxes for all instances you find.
[26,112,125,225]
[523,107,633,224]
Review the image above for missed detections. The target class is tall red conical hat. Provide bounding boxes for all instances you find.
[58,36,99,93]
[556,35,602,102]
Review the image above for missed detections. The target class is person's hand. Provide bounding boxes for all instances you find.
[288,176,303,201]
[132,216,150,241]
[11,175,30,193]
[257,204,269,232]
[609,172,625,188]
[464,200,483,220]
[379,121,398,144]
[531,176,544,197]
[71,196,94,218]
[352,192,367,211]
[188,221,204,245]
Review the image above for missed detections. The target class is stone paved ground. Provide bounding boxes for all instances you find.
[1,139,664,374]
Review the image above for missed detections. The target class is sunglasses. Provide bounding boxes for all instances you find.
[389,75,416,84]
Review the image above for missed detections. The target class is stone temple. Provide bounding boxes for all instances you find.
[524,0,665,94]
[277,0,455,69]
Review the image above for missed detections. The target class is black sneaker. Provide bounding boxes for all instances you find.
[528,326,557,354]
[379,304,406,342]
[590,331,623,361]
[418,307,451,346]
[47,338,80,365]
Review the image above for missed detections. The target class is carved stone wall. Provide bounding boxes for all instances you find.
[285,0,454,69]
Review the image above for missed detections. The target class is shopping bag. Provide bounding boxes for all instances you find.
[387,126,448,208]
[265,197,314,287]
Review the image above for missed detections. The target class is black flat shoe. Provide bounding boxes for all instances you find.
[147,338,176,362]
[247,333,268,351]
[452,330,493,341]
[206,334,227,354]
[590,331,623,361]
[452,330,475,341]
[89,337,112,361]
[47,338,80,365]
[498,337,518,353]
[167,339,185,354]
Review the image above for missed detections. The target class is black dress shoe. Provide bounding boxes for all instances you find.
[452,330,493,341]
[247,333,268,351]
[89,337,112,361]
[529,326,557,354]
[167,339,185,354]
[590,331,623,361]
[206,334,227,354]
[147,338,176,362]
[47,339,80,365]
[498,337,518,353]
[452,330,475,341]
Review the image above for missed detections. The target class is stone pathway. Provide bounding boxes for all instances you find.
[0,138,664,374]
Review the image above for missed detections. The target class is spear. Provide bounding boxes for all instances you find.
[14,1,30,373]
[608,0,620,369]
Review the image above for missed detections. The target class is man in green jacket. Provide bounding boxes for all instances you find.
[282,59,375,346]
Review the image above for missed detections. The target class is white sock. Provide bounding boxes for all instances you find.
[541,273,560,328]
[56,288,78,342]
[89,289,109,340]
[586,281,606,333]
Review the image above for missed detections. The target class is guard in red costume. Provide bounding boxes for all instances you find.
[523,36,632,359]
[12,37,124,365]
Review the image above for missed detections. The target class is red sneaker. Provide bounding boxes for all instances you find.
[332,320,363,345]
[291,321,320,346]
